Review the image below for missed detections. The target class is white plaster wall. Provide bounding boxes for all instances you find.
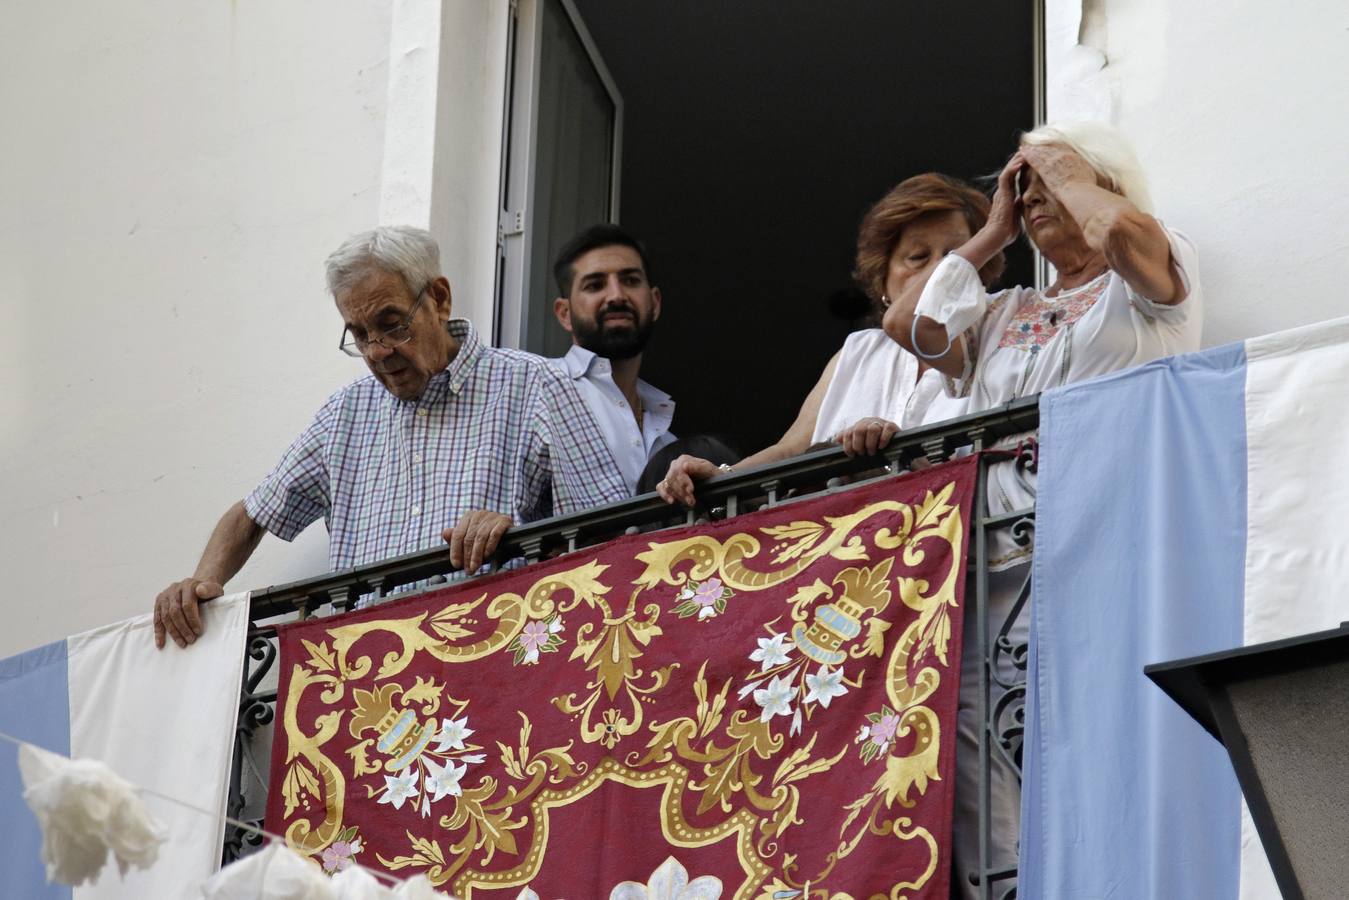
[0,0,463,658]
[1046,0,1349,348]
[1045,6,1348,895]
[0,0,511,657]
[380,0,509,331]
[0,0,398,656]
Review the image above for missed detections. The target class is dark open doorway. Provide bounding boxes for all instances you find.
[564,0,1035,455]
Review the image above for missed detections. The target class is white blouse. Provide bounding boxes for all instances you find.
[914,225,1204,567]
[811,328,967,445]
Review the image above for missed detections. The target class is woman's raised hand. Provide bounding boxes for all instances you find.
[1020,143,1096,196]
[655,455,723,507]
[835,417,899,457]
[984,152,1027,249]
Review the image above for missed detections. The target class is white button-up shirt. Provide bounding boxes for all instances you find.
[551,345,676,493]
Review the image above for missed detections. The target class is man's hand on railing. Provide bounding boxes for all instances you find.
[443,510,512,573]
[154,578,224,649]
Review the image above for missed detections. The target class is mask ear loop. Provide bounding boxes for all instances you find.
[910,315,954,361]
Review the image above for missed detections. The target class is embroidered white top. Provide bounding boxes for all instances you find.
[551,345,677,494]
[914,224,1204,567]
[811,329,967,445]
[919,225,1203,407]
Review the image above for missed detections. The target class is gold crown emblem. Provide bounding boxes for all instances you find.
[792,596,864,666]
[349,684,436,772]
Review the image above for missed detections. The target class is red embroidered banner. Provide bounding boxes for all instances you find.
[267,458,975,899]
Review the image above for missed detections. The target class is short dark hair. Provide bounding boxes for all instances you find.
[552,224,654,297]
[635,435,742,495]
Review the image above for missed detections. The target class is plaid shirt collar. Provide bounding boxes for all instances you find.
[411,318,484,405]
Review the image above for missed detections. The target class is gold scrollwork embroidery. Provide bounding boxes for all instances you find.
[280,477,967,899]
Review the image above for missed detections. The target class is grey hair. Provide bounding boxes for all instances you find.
[1021,121,1155,215]
[324,225,443,297]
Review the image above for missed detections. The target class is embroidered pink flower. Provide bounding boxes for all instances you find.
[673,578,733,621]
[997,276,1110,351]
[321,838,361,873]
[856,706,905,763]
[692,578,724,617]
[868,713,900,748]
[510,615,564,665]
[520,620,551,653]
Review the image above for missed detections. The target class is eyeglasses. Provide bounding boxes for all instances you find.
[339,285,429,357]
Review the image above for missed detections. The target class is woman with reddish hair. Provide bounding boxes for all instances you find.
[655,172,1003,505]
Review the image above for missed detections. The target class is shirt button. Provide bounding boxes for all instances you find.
[615,399,625,407]
[416,408,429,418]
[412,452,424,463]
[410,505,421,516]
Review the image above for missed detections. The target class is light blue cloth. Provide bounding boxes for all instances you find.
[1021,344,1247,898]
[0,640,73,899]
[0,595,249,896]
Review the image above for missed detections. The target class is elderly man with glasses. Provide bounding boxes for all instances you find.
[153,226,627,649]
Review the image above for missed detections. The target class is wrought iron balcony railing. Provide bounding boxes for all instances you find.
[228,396,1040,900]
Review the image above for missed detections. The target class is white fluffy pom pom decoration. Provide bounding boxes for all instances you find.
[200,842,337,899]
[201,843,446,899]
[18,743,167,885]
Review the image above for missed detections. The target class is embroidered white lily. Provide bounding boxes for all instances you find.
[423,757,467,803]
[378,768,419,810]
[753,673,796,723]
[432,716,474,753]
[748,633,792,672]
[804,666,847,708]
[609,855,723,900]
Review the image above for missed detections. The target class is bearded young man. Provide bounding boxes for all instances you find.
[550,225,677,494]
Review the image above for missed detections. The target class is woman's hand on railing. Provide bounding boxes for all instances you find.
[835,417,899,458]
[443,510,512,573]
[154,578,224,649]
[655,455,723,507]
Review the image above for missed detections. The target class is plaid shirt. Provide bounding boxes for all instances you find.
[244,319,626,572]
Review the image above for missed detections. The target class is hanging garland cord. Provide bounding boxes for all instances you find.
[0,728,406,889]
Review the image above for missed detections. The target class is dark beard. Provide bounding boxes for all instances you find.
[572,312,654,360]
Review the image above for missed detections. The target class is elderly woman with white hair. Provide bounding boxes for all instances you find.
[888,121,1203,565]
[898,119,1201,408]
[884,122,1203,892]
